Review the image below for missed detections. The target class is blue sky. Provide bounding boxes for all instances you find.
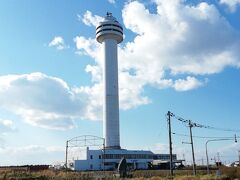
[0,0,240,166]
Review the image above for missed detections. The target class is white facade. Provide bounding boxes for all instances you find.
[96,13,123,149]
[74,148,103,171]
[73,148,153,171]
[72,148,179,171]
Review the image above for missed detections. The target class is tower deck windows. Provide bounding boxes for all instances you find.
[96,24,123,31]
[96,28,123,36]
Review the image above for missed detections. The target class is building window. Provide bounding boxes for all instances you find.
[90,164,93,169]
[90,155,93,159]
[99,155,101,159]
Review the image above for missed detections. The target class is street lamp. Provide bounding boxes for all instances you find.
[206,137,237,174]
[238,150,240,166]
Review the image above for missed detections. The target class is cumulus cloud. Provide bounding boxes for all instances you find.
[0,119,16,147]
[74,36,101,60]
[74,35,151,109]
[0,145,64,165]
[0,119,15,134]
[0,71,148,129]
[108,0,116,4]
[220,0,240,12]
[122,0,240,76]
[216,142,240,156]
[0,145,64,154]
[0,73,102,130]
[2,0,240,130]
[49,36,68,50]
[151,143,189,155]
[75,1,240,109]
[173,76,205,91]
[203,142,240,165]
[80,11,104,27]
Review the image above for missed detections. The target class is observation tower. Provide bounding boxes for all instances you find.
[70,13,177,171]
[96,12,123,149]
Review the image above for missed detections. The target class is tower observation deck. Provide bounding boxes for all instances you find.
[96,12,123,44]
[96,13,123,149]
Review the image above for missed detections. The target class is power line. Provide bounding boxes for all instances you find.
[169,114,197,176]
[169,111,239,176]
[172,132,240,139]
[171,113,240,133]
[219,155,239,158]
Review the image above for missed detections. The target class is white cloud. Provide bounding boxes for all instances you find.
[3,145,65,154]
[75,2,240,109]
[173,76,205,91]
[74,35,151,110]
[74,36,101,60]
[0,119,15,134]
[108,0,116,4]
[0,71,149,129]
[204,142,240,165]
[49,36,68,50]
[2,0,240,130]
[0,145,64,165]
[154,77,206,91]
[0,119,16,147]
[151,143,190,156]
[0,73,102,130]
[80,11,104,27]
[122,0,240,76]
[220,0,240,12]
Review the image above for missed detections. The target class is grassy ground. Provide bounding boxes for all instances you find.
[0,167,239,179]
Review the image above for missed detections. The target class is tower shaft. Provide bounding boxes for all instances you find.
[103,39,120,149]
[96,12,123,149]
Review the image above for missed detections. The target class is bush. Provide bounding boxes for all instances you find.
[219,166,240,179]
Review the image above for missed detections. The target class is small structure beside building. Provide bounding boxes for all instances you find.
[152,154,184,169]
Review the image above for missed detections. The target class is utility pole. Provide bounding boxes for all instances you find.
[238,150,240,165]
[183,153,186,166]
[217,152,220,163]
[65,140,68,170]
[167,111,173,178]
[189,120,197,176]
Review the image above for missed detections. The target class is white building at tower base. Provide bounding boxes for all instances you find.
[72,147,177,171]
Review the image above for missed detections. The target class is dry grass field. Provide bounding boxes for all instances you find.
[0,166,239,179]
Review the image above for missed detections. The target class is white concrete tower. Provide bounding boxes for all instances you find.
[96,12,123,149]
